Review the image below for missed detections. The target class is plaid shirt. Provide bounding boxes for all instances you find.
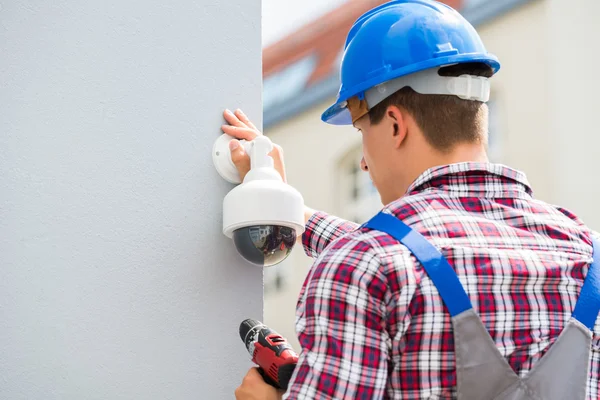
[283,162,600,399]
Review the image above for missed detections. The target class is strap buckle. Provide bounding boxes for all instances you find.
[448,75,490,102]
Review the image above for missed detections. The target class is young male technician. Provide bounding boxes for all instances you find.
[229,1,600,399]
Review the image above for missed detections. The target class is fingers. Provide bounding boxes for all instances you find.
[228,140,285,183]
[229,140,251,181]
[223,109,260,133]
[234,109,258,131]
[235,368,269,399]
[222,108,285,183]
[223,109,246,128]
[221,125,259,141]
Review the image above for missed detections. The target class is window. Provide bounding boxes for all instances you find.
[263,55,317,112]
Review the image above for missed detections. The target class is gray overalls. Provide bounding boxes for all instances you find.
[363,211,600,400]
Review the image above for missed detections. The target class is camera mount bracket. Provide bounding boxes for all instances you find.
[212,134,278,184]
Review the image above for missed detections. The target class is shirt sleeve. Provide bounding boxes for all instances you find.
[301,211,360,259]
[284,235,390,400]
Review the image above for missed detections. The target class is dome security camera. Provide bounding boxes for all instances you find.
[212,134,305,267]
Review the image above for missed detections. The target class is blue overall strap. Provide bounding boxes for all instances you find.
[363,211,473,317]
[571,238,600,330]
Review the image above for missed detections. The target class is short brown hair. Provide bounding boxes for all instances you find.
[367,63,494,152]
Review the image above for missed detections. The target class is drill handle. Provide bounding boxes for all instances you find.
[257,363,296,391]
[257,367,280,389]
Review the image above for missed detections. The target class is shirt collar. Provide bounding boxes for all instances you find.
[404,162,534,198]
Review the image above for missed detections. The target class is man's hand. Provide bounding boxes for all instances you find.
[235,368,283,400]
[221,108,317,233]
[221,109,286,182]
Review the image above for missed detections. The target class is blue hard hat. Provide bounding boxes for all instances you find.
[322,0,501,125]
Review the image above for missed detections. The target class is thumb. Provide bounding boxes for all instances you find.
[247,367,263,381]
[242,367,264,385]
[229,140,251,181]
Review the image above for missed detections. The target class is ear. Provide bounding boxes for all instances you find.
[385,105,408,149]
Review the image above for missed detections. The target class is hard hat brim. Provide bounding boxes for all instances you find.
[321,102,353,126]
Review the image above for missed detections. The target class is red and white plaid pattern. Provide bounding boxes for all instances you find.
[284,162,600,399]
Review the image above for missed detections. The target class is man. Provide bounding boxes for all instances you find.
[228,1,600,399]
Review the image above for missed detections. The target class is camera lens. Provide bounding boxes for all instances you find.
[232,225,296,267]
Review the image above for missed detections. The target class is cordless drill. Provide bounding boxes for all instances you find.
[239,318,298,391]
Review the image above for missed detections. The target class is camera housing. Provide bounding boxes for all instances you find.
[213,134,305,267]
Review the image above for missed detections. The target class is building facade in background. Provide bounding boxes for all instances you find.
[262,0,600,350]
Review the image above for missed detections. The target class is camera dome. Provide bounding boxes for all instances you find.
[222,175,304,267]
[233,225,297,267]
[214,134,305,267]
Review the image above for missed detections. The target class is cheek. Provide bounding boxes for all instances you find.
[361,131,381,168]
[361,128,394,186]
[361,134,368,157]
[362,131,375,156]
[361,136,380,182]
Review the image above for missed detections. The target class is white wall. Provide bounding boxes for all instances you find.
[0,1,262,398]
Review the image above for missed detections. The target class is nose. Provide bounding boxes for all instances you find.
[360,156,368,172]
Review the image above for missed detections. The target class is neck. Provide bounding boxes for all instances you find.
[435,142,489,165]
[387,142,488,203]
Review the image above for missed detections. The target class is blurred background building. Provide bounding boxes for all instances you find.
[261,0,600,350]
